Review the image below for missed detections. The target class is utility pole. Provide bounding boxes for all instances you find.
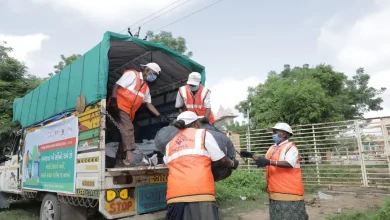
[246,102,252,152]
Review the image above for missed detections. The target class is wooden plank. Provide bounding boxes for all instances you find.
[73,102,101,118]
[79,117,100,132]
[27,102,102,132]
[78,137,99,152]
[78,110,100,121]
[79,128,99,141]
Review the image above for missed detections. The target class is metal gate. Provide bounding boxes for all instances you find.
[232,117,390,188]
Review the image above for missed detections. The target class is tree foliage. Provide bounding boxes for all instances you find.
[236,64,386,128]
[0,42,44,152]
[49,54,81,76]
[223,121,248,132]
[146,31,193,57]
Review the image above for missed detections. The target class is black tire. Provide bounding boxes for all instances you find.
[40,194,61,220]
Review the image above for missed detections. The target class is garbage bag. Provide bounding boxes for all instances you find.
[154,126,236,181]
[154,126,179,153]
[200,122,220,132]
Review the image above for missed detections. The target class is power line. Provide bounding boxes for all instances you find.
[153,0,227,33]
[137,0,192,28]
[118,0,191,33]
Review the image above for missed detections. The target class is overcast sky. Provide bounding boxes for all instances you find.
[1,0,390,123]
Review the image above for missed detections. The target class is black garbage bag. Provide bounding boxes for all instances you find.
[200,122,220,132]
[154,125,236,181]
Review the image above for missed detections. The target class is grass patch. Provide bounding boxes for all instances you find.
[0,200,40,220]
[216,170,267,202]
[326,198,390,220]
[215,170,268,217]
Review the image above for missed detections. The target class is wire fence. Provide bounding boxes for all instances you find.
[229,118,390,188]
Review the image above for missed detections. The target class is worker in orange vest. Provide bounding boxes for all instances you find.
[240,123,308,220]
[108,63,169,167]
[164,111,239,220]
[175,72,216,125]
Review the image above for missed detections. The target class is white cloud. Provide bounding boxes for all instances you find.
[0,33,50,70]
[29,0,200,25]
[318,0,390,118]
[210,76,261,123]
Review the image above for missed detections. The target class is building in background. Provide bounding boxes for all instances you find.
[214,105,238,129]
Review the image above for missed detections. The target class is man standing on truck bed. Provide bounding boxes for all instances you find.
[108,62,169,167]
[164,111,239,220]
[175,72,216,125]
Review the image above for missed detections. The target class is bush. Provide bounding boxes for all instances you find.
[326,198,390,220]
[326,211,373,220]
[372,198,390,220]
[215,170,267,202]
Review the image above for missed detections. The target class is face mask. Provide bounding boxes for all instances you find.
[146,74,157,82]
[272,134,282,144]
[189,85,199,92]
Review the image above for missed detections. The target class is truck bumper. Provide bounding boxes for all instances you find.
[118,210,167,220]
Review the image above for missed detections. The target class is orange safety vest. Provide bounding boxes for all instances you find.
[116,70,149,120]
[178,85,215,124]
[165,128,215,202]
[265,141,304,198]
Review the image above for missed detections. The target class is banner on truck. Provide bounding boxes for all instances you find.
[22,116,79,194]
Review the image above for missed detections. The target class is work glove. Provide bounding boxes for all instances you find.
[255,157,271,167]
[201,117,209,124]
[157,115,170,124]
[231,159,239,170]
[240,151,254,158]
[108,98,120,120]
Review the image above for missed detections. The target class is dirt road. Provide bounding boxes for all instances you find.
[223,187,389,220]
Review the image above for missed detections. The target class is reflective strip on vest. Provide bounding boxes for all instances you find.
[122,71,148,98]
[277,142,300,168]
[165,129,210,163]
[116,70,149,119]
[200,87,209,100]
[179,86,206,109]
[265,141,304,196]
[165,128,215,201]
[178,85,215,124]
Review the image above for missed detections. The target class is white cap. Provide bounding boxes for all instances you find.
[187,72,201,86]
[141,62,161,75]
[268,122,293,135]
[177,111,204,125]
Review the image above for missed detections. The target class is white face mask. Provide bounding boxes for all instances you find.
[189,85,199,92]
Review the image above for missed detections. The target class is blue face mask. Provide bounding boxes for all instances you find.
[189,85,200,92]
[146,74,157,82]
[272,134,282,144]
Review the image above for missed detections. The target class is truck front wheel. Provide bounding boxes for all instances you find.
[40,194,60,220]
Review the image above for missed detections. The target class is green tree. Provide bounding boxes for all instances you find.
[49,54,81,76]
[236,64,386,128]
[0,42,44,152]
[146,31,193,57]
[224,121,247,132]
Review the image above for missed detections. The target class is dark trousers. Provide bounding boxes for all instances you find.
[165,202,219,220]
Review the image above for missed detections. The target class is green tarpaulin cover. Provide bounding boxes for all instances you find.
[13,31,206,128]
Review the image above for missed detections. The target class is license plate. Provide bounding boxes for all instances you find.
[149,174,167,184]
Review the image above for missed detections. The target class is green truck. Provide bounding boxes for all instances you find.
[0,31,206,220]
